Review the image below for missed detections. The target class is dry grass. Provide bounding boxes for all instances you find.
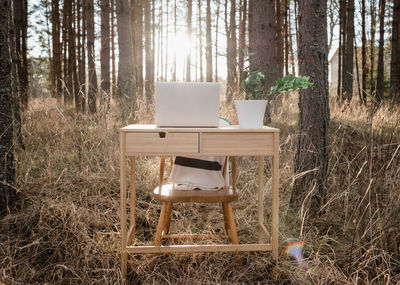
[0,94,399,284]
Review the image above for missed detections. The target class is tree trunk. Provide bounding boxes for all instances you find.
[390,0,400,102]
[215,0,220,82]
[62,0,73,104]
[0,0,17,215]
[226,0,237,102]
[111,3,116,97]
[159,1,163,80]
[111,0,117,99]
[198,0,203,82]
[289,2,295,75]
[370,0,376,98]
[136,0,143,93]
[337,0,346,101]
[117,0,135,113]
[238,0,246,84]
[291,0,329,211]
[276,0,284,78]
[9,0,24,150]
[164,0,168,81]
[87,0,97,113]
[342,0,354,102]
[248,0,253,55]
[71,0,79,110]
[251,0,278,109]
[206,0,212,82]
[361,0,367,104]
[284,0,289,75]
[151,0,155,89]
[101,0,111,109]
[186,0,192,81]
[76,0,86,112]
[15,0,29,109]
[172,0,177,81]
[375,0,385,103]
[144,0,152,100]
[51,0,62,101]
[80,0,87,112]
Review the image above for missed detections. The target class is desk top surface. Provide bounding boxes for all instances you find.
[120,124,279,133]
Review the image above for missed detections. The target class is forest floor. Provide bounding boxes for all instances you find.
[1,95,400,284]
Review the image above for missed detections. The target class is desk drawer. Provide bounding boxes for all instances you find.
[201,133,274,155]
[126,132,199,154]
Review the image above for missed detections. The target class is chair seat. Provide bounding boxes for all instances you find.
[153,183,239,203]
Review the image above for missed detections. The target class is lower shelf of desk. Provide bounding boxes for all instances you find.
[125,243,272,254]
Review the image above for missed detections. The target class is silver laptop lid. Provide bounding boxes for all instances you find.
[155,82,220,127]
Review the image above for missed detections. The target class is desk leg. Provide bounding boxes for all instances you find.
[272,132,279,261]
[128,157,136,244]
[258,156,264,244]
[120,132,127,278]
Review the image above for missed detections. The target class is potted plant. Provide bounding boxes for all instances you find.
[235,72,313,128]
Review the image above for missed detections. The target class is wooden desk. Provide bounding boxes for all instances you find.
[119,125,279,278]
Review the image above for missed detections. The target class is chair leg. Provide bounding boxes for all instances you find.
[163,202,173,234]
[154,202,167,246]
[221,202,230,236]
[224,202,239,244]
[224,202,242,266]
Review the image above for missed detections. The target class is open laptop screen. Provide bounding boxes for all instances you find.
[155,82,220,127]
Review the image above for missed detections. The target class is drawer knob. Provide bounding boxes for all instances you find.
[159,132,166,138]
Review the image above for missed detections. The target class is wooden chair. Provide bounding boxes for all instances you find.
[153,156,239,247]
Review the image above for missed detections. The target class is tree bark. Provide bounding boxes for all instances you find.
[375,0,385,103]
[80,0,87,112]
[9,0,24,149]
[390,0,400,102]
[14,0,29,109]
[101,0,111,109]
[144,0,152,100]
[205,0,212,82]
[276,0,284,78]
[238,0,246,84]
[361,0,367,104]
[291,0,330,211]
[215,0,220,82]
[87,0,97,113]
[226,0,237,102]
[71,0,79,110]
[337,0,346,101]
[51,0,62,102]
[284,0,289,75]
[0,0,17,215]
[76,0,86,112]
[289,2,295,75]
[172,0,177,81]
[342,0,354,102]
[251,0,278,98]
[164,0,168,81]
[117,0,135,113]
[136,0,143,92]
[62,0,73,104]
[186,0,192,81]
[111,0,117,99]
[248,0,254,56]
[370,0,376,98]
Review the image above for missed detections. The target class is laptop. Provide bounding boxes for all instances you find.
[155,82,220,127]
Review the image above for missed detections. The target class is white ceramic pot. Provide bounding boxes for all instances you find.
[234,100,268,128]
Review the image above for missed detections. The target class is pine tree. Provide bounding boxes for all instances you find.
[390,0,400,102]
[291,0,330,210]
[0,0,17,215]
[375,0,386,103]
[101,0,111,109]
[87,0,98,113]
